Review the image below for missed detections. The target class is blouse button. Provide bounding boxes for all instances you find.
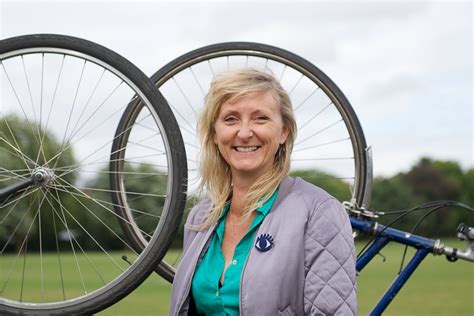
[232,259,237,265]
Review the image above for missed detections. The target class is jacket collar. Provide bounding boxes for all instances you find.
[270,176,296,213]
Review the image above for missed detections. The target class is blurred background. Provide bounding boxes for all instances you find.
[1,0,472,177]
[1,1,472,315]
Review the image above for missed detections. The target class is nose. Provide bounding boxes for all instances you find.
[237,125,253,140]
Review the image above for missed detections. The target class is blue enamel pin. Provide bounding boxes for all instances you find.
[255,233,274,252]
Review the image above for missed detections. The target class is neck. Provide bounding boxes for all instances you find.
[231,167,269,193]
[228,177,251,217]
[230,172,263,217]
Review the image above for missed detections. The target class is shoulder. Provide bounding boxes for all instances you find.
[185,197,213,227]
[285,178,352,244]
[181,197,214,253]
[284,176,340,214]
[290,177,333,199]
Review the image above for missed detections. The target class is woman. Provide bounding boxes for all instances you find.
[170,69,357,315]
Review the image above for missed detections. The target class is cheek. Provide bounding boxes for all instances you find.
[268,127,286,146]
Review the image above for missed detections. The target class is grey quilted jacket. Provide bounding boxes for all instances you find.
[170,176,357,315]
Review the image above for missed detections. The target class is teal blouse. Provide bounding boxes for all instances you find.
[190,189,279,315]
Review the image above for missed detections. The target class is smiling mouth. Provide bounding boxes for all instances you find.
[234,146,259,153]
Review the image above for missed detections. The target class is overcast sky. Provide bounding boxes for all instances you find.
[1,0,472,177]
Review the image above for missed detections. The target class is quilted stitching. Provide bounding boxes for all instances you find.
[304,198,357,315]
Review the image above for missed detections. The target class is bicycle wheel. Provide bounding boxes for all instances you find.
[0,34,186,314]
[122,42,370,283]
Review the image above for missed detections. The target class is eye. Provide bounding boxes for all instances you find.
[255,115,269,122]
[223,115,238,123]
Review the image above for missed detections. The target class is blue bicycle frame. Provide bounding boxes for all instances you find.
[352,216,441,316]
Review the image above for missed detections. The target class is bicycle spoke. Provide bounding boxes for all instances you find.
[53,168,168,177]
[52,180,161,226]
[172,77,198,118]
[293,86,320,111]
[293,137,350,152]
[45,81,125,169]
[46,182,137,262]
[189,66,206,96]
[0,121,36,171]
[52,184,166,198]
[34,53,48,165]
[0,187,40,218]
[292,157,353,161]
[287,73,304,96]
[298,101,333,131]
[1,61,39,146]
[44,189,108,290]
[59,59,86,151]
[0,165,30,180]
[0,192,39,253]
[47,106,157,176]
[21,56,44,164]
[294,119,344,146]
[0,194,42,297]
[50,185,86,295]
[52,177,156,237]
[207,60,215,77]
[52,156,167,177]
[37,190,45,302]
[19,238,27,302]
[50,202,66,301]
[38,54,65,157]
[1,35,187,310]
[21,56,38,125]
[53,154,169,183]
[66,68,106,144]
[65,80,124,144]
[20,56,42,147]
[278,65,287,81]
[168,100,197,136]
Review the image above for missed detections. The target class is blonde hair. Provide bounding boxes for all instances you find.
[196,68,297,230]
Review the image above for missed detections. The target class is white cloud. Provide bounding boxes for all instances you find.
[1,0,472,176]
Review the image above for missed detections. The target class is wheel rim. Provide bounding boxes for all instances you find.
[0,36,184,313]
[135,42,369,281]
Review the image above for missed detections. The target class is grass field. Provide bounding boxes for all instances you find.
[101,240,473,315]
[1,241,472,315]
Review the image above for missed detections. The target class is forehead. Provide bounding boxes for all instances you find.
[218,91,279,114]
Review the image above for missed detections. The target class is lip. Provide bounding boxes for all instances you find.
[233,146,261,153]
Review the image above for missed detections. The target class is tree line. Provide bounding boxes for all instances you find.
[170,159,474,247]
[369,158,473,237]
[1,114,472,252]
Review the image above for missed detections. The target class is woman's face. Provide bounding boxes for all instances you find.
[213,91,289,181]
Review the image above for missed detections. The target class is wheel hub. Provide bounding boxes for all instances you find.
[32,167,55,186]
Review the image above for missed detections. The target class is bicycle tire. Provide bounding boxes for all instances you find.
[120,42,369,283]
[0,34,186,314]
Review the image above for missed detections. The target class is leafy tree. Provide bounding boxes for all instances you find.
[81,163,168,250]
[370,173,423,234]
[290,169,352,202]
[461,168,474,207]
[407,158,462,201]
[170,194,200,249]
[371,158,473,237]
[0,114,76,251]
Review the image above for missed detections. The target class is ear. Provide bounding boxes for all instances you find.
[279,125,289,144]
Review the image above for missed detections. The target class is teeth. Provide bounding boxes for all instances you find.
[235,146,258,152]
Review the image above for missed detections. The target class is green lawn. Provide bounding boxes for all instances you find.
[1,241,472,315]
[101,240,473,315]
